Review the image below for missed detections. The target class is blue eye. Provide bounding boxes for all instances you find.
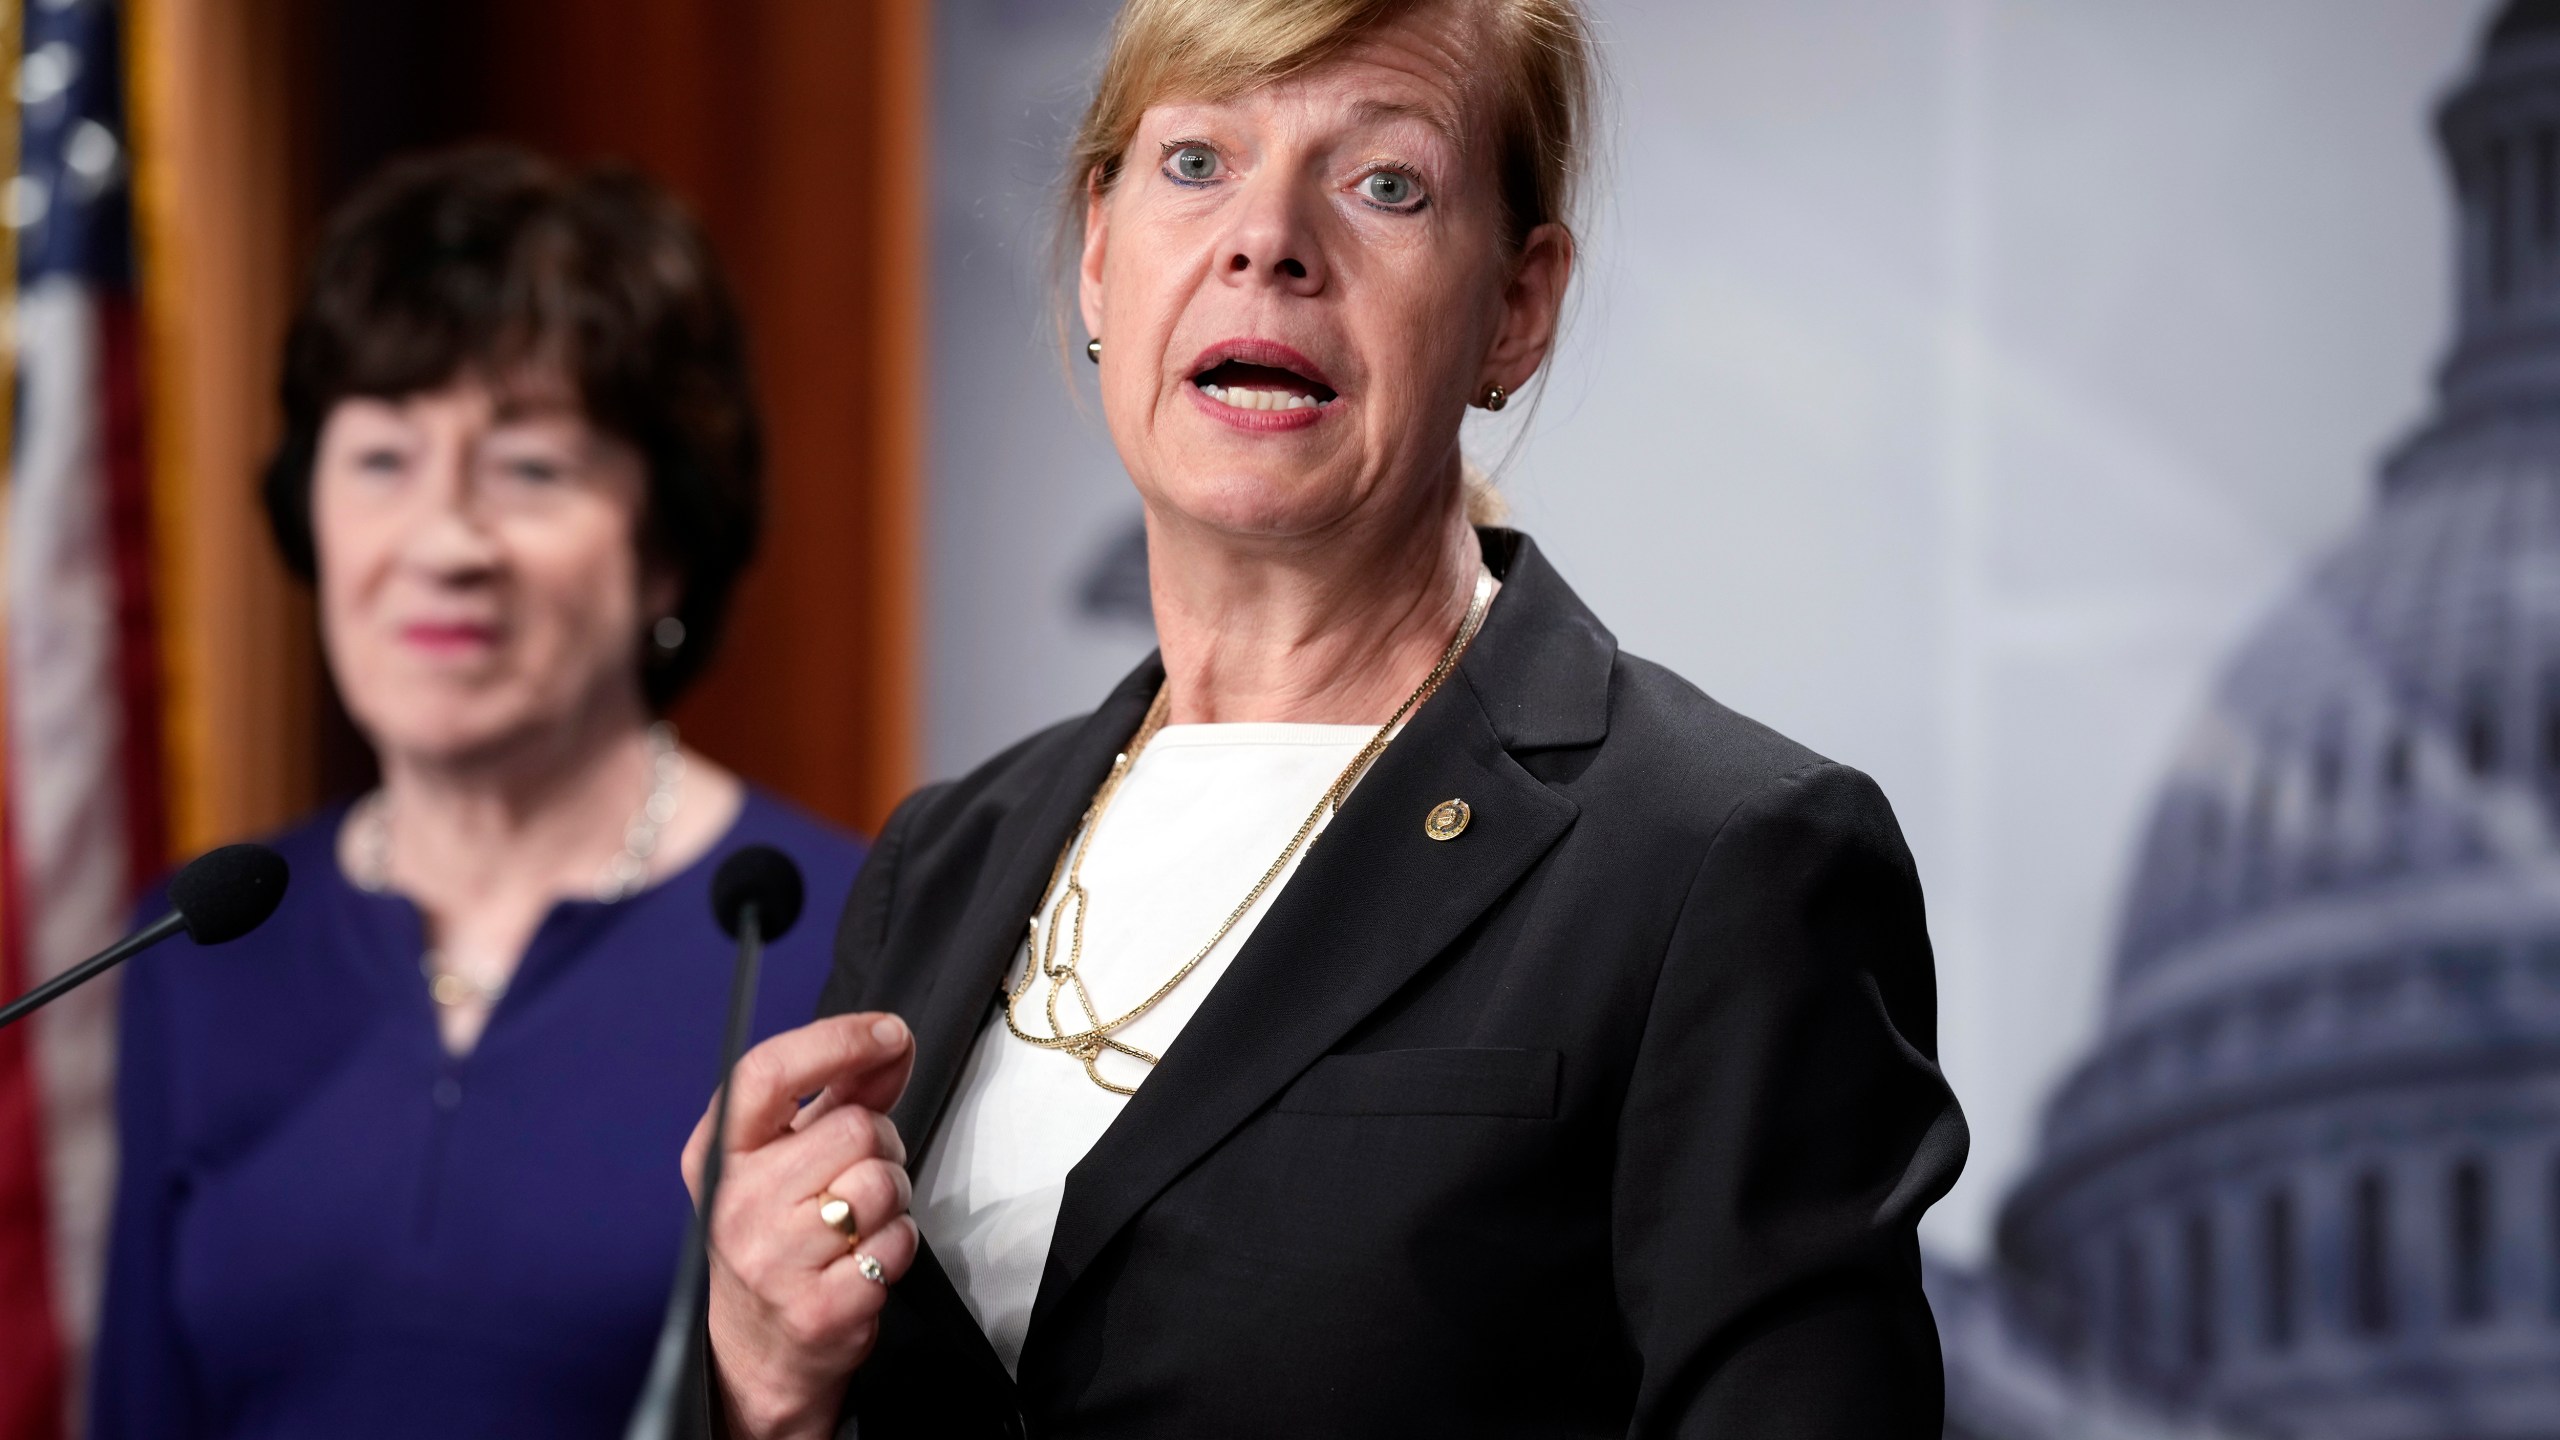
[500,458,566,484]
[1358,169,1423,210]
[1166,144,1218,185]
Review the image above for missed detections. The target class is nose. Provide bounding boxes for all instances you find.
[1218,174,1326,297]
[403,442,502,581]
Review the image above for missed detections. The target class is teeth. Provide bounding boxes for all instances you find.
[1201,384,1325,412]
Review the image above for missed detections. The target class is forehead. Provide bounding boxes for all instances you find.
[1155,2,1494,145]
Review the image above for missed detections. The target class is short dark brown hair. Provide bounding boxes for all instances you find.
[263,144,762,708]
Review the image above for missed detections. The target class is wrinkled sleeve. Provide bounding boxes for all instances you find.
[88,896,205,1438]
[1615,762,1969,1439]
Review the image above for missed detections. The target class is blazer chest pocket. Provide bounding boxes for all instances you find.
[1276,1047,1559,1119]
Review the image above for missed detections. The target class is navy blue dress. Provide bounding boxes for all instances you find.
[90,788,864,1438]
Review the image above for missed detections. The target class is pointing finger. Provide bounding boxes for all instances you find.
[724,1013,915,1151]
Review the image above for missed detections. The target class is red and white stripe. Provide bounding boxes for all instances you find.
[0,275,166,1437]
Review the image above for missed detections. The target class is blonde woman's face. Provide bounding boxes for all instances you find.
[311,374,673,768]
[1079,2,1570,546]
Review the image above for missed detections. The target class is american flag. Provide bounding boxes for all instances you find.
[0,0,169,1434]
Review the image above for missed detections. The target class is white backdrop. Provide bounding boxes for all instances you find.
[928,0,2497,1260]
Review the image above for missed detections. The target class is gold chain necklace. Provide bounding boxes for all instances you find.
[1005,566,1495,1094]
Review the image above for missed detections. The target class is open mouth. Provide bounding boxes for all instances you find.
[1189,341,1339,414]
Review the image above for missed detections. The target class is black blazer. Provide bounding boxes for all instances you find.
[723,529,1965,1438]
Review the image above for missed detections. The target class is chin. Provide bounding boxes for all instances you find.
[357,692,550,770]
[1151,465,1368,542]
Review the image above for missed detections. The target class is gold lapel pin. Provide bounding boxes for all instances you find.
[1424,798,1471,841]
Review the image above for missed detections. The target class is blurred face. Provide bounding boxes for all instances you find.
[312,373,672,767]
[1080,1,1570,545]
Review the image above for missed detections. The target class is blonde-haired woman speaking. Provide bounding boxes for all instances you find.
[681,2,1967,1436]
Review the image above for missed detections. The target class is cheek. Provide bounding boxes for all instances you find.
[1098,207,1164,326]
[310,485,393,639]
[1362,246,1495,407]
[309,503,419,731]
[512,512,645,659]
[1099,213,1200,377]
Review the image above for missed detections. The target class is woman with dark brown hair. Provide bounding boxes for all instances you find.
[88,147,866,1438]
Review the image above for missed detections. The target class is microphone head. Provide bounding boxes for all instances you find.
[168,843,291,945]
[711,845,804,942]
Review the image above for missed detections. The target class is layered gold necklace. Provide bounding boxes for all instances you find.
[1005,566,1495,1094]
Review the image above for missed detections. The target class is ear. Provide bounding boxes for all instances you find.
[1480,222,1575,396]
[641,563,682,633]
[1078,168,1112,342]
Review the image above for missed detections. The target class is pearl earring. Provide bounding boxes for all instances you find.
[1087,337,1103,364]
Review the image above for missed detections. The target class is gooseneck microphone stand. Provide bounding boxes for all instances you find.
[625,845,804,1440]
[0,843,289,1030]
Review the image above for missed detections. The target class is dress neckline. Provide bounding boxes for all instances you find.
[323,789,769,1061]
[322,785,764,911]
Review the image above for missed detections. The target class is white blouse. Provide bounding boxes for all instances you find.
[911,721,1378,1375]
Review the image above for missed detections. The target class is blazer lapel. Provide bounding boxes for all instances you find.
[890,656,1165,1171]
[1023,663,1580,1343]
[862,660,1164,1412]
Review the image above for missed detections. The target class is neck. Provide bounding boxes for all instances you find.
[1145,481,1489,726]
[370,692,661,907]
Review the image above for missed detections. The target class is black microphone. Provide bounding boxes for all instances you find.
[626,845,806,1440]
[711,845,806,945]
[0,843,290,1029]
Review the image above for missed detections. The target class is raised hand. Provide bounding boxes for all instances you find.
[682,1012,919,1440]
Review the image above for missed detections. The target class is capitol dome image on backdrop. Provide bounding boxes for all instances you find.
[1936,5,2560,1438]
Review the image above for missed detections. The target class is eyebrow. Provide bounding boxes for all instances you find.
[1347,96,1464,148]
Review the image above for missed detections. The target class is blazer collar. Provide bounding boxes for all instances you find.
[1013,526,1617,1363]
[1466,527,1616,752]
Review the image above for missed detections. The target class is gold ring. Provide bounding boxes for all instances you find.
[815,1191,861,1248]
